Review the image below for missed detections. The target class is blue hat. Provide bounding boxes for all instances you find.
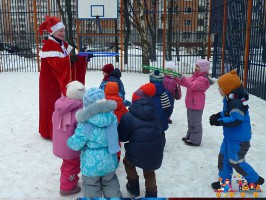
[83,88,105,107]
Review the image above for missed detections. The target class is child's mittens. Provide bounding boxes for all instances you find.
[174,73,183,80]
[123,99,131,107]
[209,112,222,126]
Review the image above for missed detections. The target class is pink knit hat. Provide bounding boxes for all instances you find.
[196,59,210,73]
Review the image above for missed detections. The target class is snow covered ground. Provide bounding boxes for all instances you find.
[0,71,265,199]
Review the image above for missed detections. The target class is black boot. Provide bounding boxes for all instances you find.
[145,190,157,197]
[211,181,221,190]
[256,176,264,185]
[126,180,140,197]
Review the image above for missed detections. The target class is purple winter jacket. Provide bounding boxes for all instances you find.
[52,96,83,160]
[175,72,210,110]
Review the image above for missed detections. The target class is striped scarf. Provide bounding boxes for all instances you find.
[160,92,171,108]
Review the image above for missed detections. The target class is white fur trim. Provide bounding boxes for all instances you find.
[39,51,66,58]
[51,22,65,35]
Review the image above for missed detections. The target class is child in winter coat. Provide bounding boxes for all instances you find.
[104,81,128,161]
[67,88,122,198]
[210,70,264,190]
[118,83,163,198]
[175,59,210,146]
[150,69,174,148]
[52,81,85,196]
[99,63,131,106]
[163,61,182,124]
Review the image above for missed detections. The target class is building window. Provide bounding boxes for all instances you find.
[184,20,192,26]
[198,19,204,26]
[198,6,206,12]
[184,7,192,14]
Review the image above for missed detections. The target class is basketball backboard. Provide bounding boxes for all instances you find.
[77,0,118,19]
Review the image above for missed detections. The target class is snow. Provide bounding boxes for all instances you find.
[0,71,265,199]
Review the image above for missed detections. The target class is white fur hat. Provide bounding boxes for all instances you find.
[165,61,176,71]
[66,81,85,101]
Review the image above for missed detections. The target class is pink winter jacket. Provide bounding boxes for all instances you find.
[52,96,83,160]
[163,75,177,97]
[175,72,210,110]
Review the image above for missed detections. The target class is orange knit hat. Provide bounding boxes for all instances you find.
[218,70,241,95]
[104,82,119,95]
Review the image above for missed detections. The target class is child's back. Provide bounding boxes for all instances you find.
[118,83,163,198]
[67,88,122,197]
[52,81,85,196]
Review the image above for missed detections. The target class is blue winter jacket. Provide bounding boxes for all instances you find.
[67,103,119,177]
[99,68,126,99]
[151,82,174,132]
[218,86,252,142]
[118,97,163,170]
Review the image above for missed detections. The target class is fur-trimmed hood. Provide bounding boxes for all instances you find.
[76,99,117,123]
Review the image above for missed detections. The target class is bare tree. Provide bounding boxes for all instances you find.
[56,0,76,53]
[125,0,151,73]
[166,0,174,61]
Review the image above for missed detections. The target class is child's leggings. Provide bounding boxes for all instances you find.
[60,157,80,191]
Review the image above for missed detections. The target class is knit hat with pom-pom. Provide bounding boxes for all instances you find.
[218,70,242,95]
[66,81,85,101]
[150,69,164,83]
[132,83,156,102]
[165,61,176,71]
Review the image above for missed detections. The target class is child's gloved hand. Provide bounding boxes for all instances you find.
[123,99,131,107]
[174,73,183,80]
[176,73,183,78]
[209,112,222,126]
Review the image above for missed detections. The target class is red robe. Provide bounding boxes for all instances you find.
[39,36,86,140]
[39,36,88,140]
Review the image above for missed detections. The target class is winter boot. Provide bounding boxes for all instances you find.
[60,186,81,196]
[126,180,140,197]
[256,176,264,185]
[145,190,157,197]
[211,181,221,190]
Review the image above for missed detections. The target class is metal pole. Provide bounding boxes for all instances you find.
[221,0,227,75]
[76,19,80,52]
[162,0,167,68]
[207,0,212,60]
[33,0,40,72]
[243,0,253,88]
[120,0,124,71]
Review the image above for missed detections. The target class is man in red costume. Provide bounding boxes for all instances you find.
[38,16,87,140]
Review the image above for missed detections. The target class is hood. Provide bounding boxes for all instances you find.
[153,82,165,96]
[129,97,158,121]
[88,111,116,128]
[76,99,117,123]
[109,68,121,79]
[231,86,249,100]
[54,96,82,114]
